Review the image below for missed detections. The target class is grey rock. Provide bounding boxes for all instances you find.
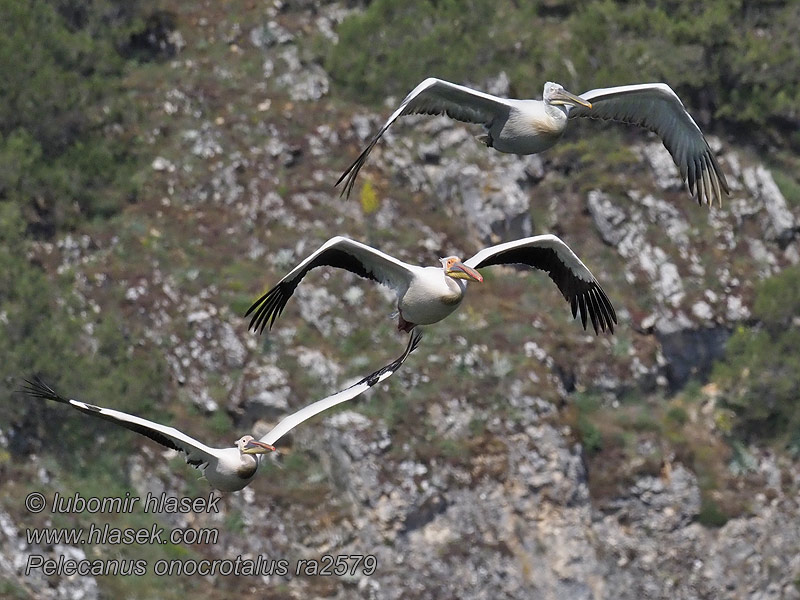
[691,300,714,322]
[275,46,329,102]
[618,464,701,532]
[726,295,750,321]
[743,165,797,244]
[0,510,99,600]
[436,163,531,244]
[639,193,690,249]
[587,189,627,246]
[243,364,291,419]
[218,322,246,368]
[292,347,341,386]
[249,21,294,48]
[151,156,175,172]
[656,325,730,390]
[521,153,546,182]
[183,125,223,159]
[483,71,510,97]
[351,114,375,141]
[640,141,683,191]
[589,190,686,307]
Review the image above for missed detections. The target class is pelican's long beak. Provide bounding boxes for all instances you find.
[446,262,483,283]
[551,88,592,109]
[242,440,276,454]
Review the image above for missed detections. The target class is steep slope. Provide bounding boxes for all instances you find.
[1,1,799,599]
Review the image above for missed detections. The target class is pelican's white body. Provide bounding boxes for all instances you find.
[398,266,468,325]
[203,449,259,492]
[489,100,568,154]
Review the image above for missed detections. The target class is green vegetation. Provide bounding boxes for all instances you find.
[770,159,800,209]
[326,0,501,104]
[0,202,167,466]
[712,264,800,451]
[0,0,153,234]
[0,581,27,600]
[1,0,799,595]
[566,387,749,526]
[327,0,800,149]
[0,0,171,458]
[572,393,604,455]
[697,496,731,528]
[0,17,175,593]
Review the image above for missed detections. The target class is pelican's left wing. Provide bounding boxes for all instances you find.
[336,77,513,198]
[259,330,421,446]
[569,83,729,206]
[20,378,219,468]
[464,235,617,334]
[245,236,415,334]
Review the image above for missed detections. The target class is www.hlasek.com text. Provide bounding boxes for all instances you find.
[26,522,218,546]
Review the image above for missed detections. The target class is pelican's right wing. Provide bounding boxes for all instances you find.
[259,330,422,446]
[20,378,219,468]
[464,235,617,334]
[570,83,729,206]
[336,77,512,198]
[245,236,415,334]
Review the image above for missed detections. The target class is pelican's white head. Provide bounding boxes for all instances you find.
[440,256,483,283]
[236,435,275,455]
[543,82,592,109]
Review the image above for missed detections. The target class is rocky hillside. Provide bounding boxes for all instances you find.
[2,1,799,599]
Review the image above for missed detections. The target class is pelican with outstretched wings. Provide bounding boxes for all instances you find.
[246,235,616,336]
[20,331,420,492]
[337,78,728,206]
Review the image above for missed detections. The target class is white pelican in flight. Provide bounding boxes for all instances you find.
[20,331,420,493]
[246,235,616,336]
[336,78,729,206]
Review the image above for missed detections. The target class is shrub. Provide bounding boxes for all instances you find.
[0,0,144,234]
[713,265,800,449]
[0,202,167,467]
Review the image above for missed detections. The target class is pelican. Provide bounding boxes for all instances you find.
[336,78,729,206]
[19,331,420,493]
[245,235,616,336]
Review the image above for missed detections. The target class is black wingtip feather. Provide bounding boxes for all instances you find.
[586,291,601,335]
[246,283,292,335]
[244,289,268,318]
[595,288,611,333]
[19,376,66,404]
[599,291,614,333]
[578,294,588,330]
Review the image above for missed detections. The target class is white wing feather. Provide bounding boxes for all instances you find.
[21,378,220,467]
[259,330,421,446]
